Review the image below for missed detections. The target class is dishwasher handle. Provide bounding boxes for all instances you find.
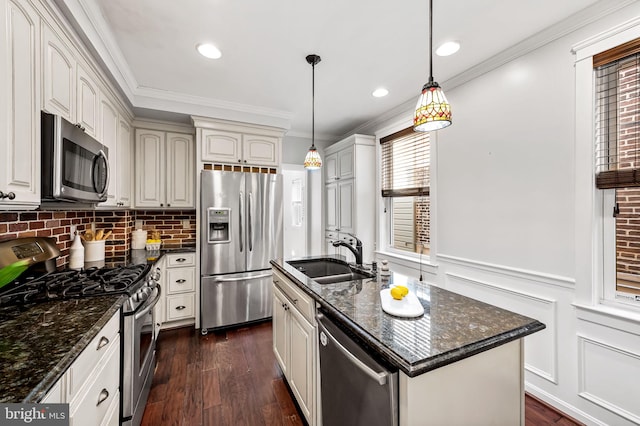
[316,313,389,386]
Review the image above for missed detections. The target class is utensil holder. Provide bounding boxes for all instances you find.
[84,240,106,262]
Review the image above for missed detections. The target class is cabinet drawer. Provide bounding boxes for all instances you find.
[70,341,120,426]
[166,252,195,267]
[272,269,314,323]
[167,267,195,294]
[67,312,119,400]
[166,293,196,321]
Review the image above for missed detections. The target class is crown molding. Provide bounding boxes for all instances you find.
[345,0,637,138]
[52,0,293,130]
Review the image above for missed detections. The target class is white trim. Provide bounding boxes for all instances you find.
[572,15,640,60]
[437,253,576,289]
[525,382,608,426]
[374,249,438,276]
[446,273,558,384]
[577,335,640,424]
[574,303,640,335]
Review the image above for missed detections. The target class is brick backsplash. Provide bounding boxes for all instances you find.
[0,209,196,268]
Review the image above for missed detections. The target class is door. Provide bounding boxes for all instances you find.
[282,165,307,259]
[99,94,118,206]
[166,132,194,208]
[201,271,273,329]
[246,172,282,271]
[200,170,245,275]
[135,129,164,208]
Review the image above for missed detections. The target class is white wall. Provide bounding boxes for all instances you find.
[370,3,640,425]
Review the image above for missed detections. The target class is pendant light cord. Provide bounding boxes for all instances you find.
[429,0,433,84]
[312,60,316,149]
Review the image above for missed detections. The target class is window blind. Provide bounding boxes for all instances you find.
[380,127,430,197]
[594,39,640,189]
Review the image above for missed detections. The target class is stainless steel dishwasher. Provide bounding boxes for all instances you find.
[317,311,398,426]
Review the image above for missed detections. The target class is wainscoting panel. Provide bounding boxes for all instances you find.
[578,335,640,424]
[446,273,558,383]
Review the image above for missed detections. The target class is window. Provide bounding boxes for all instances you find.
[380,127,430,255]
[594,38,640,302]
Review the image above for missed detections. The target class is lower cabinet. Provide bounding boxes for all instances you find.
[272,268,317,424]
[40,310,121,426]
[159,252,196,328]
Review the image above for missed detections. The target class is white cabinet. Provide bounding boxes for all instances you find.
[117,116,133,207]
[324,147,354,183]
[99,94,118,206]
[134,129,194,208]
[0,0,41,209]
[272,268,316,424]
[193,117,284,167]
[160,253,196,328]
[39,310,120,426]
[323,135,375,263]
[42,22,74,121]
[76,63,99,139]
[200,129,279,166]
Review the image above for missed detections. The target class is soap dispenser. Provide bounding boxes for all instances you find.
[69,231,84,270]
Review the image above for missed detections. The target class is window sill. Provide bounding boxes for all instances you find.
[374,249,438,275]
[573,302,640,335]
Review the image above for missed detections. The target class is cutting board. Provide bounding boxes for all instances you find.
[380,288,425,318]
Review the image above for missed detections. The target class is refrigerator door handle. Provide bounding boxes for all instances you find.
[248,192,253,252]
[210,272,272,282]
[239,191,244,252]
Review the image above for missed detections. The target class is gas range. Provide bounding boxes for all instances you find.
[0,263,154,312]
[0,237,159,314]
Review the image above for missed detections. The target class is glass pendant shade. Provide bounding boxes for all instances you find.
[414,81,451,132]
[304,147,322,170]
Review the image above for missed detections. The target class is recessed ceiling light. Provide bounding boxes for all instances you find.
[372,88,389,98]
[436,41,460,57]
[196,43,222,59]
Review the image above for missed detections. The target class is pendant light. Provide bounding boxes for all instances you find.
[413,0,452,132]
[304,54,322,170]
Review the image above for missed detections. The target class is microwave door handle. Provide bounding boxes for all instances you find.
[239,192,244,252]
[93,150,109,197]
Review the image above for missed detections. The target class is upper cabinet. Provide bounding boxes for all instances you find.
[42,22,74,122]
[99,94,118,206]
[117,116,133,207]
[193,117,284,168]
[323,135,375,263]
[0,0,41,209]
[134,128,194,209]
[76,64,99,139]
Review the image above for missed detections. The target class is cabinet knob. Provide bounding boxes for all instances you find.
[176,305,186,310]
[160,203,164,207]
[238,159,241,163]
[96,389,109,406]
[96,336,109,350]
[244,160,247,163]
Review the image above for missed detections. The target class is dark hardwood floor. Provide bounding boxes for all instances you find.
[141,323,582,426]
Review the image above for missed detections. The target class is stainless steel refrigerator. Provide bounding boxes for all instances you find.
[200,170,283,330]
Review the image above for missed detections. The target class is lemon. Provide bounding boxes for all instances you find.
[390,287,406,300]
[396,285,409,296]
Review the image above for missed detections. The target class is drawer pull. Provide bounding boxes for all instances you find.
[97,336,109,350]
[176,279,186,284]
[97,389,109,406]
[176,258,186,262]
[176,305,186,310]
[292,299,298,304]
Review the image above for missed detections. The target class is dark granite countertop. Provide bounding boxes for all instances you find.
[271,257,545,377]
[0,295,125,403]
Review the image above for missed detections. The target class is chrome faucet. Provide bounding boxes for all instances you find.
[332,233,363,266]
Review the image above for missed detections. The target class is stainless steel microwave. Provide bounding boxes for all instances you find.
[41,112,109,203]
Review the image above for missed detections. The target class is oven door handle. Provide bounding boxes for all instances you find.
[133,285,161,321]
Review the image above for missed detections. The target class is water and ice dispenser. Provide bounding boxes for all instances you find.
[207,208,230,243]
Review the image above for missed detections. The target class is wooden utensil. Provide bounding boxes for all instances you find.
[95,229,104,241]
[102,230,112,240]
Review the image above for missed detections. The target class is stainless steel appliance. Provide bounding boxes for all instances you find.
[200,170,283,331]
[41,111,110,203]
[0,237,160,426]
[317,311,399,426]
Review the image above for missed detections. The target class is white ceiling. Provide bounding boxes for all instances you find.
[59,0,616,139]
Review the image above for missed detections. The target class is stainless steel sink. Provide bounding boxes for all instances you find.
[312,272,374,284]
[286,258,375,284]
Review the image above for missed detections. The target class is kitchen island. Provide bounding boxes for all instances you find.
[271,257,545,425]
